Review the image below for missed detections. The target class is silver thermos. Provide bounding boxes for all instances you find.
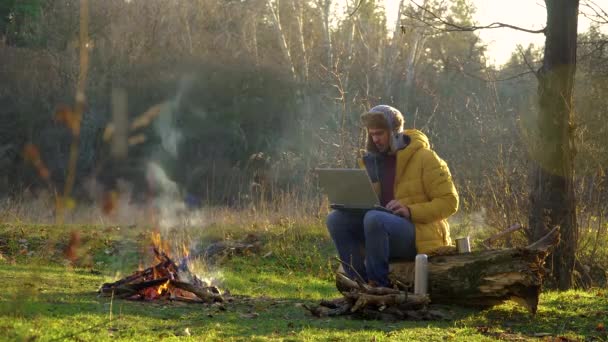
[456,236,471,253]
[414,254,428,295]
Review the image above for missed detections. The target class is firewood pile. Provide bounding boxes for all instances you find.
[304,273,448,321]
[99,246,226,303]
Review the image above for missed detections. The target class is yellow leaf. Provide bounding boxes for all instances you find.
[65,197,76,210]
[130,103,164,131]
[103,123,115,142]
[128,134,147,146]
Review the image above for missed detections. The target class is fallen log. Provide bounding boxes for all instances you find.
[389,227,559,314]
[200,234,262,264]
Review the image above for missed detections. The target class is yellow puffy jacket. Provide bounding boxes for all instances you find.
[359,129,459,253]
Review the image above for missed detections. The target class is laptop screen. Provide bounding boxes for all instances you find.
[316,168,380,208]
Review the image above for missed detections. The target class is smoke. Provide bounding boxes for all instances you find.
[154,107,183,159]
[449,207,488,240]
[144,161,186,229]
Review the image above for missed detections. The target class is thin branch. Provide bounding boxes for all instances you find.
[581,0,608,24]
[517,45,540,80]
[348,0,365,17]
[333,257,366,283]
[578,39,608,62]
[444,59,537,83]
[409,0,546,34]
[472,70,536,83]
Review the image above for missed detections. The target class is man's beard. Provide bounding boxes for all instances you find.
[375,143,389,153]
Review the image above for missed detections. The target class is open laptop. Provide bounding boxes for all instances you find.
[316,168,393,214]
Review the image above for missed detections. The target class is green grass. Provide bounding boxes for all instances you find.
[0,222,607,341]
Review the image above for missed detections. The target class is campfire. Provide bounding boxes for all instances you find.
[99,233,225,303]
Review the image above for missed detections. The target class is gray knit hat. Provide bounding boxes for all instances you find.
[361,105,405,153]
[361,105,404,133]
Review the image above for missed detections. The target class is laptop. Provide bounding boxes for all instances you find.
[316,168,393,214]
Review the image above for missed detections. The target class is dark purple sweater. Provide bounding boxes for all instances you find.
[380,155,396,206]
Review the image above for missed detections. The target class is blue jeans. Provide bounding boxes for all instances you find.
[326,210,416,287]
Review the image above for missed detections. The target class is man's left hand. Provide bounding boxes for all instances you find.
[386,200,410,218]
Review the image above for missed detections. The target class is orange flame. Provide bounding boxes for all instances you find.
[182,243,189,259]
[151,231,170,258]
[151,231,161,249]
[157,280,170,295]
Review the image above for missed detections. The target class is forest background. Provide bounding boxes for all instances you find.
[1,0,608,283]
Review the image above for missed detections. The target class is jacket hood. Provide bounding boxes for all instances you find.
[405,129,430,151]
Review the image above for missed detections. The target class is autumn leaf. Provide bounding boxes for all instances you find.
[130,103,163,131]
[102,191,118,214]
[37,166,50,180]
[128,134,147,146]
[102,123,115,142]
[23,143,51,181]
[63,230,81,265]
[22,143,40,163]
[54,105,81,136]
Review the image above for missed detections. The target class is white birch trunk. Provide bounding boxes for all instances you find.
[267,0,298,81]
[292,0,309,81]
[318,0,333,67]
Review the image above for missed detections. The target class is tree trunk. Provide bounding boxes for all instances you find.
[267,0,298,81]
[388,229,558,314]
[291,0,308,82]
[383,0,405,96]
[319,0,332,67]
[529,0,579,290]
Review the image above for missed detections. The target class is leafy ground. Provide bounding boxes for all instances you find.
[0,221,606,341]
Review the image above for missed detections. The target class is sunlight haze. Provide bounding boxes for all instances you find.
[383,0,605,66]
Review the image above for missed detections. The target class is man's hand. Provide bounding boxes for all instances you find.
[386,199,410,218]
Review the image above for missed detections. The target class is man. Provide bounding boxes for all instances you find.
[326,105,459,287]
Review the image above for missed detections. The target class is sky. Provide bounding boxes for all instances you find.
[383,0,607,66]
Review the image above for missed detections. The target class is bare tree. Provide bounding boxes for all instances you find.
[406,0,581,289]
[529,0,579,290]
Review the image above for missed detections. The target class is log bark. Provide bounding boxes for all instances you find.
[389,228,558,314]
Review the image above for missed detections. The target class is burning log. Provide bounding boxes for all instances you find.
[100,277,170,298]
[170,280,224,303]
[99,243,225,303]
